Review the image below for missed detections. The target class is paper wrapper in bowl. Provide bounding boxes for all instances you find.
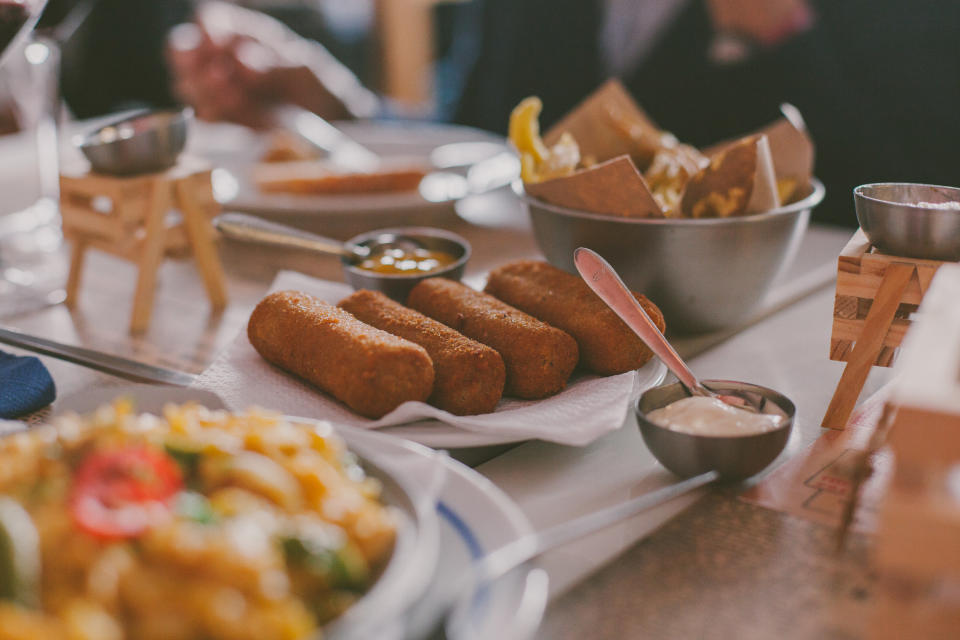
[531,83,814,219]
[525,133,782,220]
[520,178,825,333]
[705,104,815,204]
[543,79,665,168]
[524,156,661,218]
[680,134,781,218]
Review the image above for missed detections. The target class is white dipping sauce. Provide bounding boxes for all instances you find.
[646,396,783,436]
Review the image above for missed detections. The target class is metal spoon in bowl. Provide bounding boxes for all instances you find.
[213,213,470,302]
[573,247,760,412]
[214,212,423,261]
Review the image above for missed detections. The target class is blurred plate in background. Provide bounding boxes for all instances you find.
[194,120,510,237]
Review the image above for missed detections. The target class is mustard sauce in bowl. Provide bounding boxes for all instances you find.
[357,247,458,275]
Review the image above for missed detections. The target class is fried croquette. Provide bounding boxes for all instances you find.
[406,278,578,399]
[248,290,434,418]
[339,289,506,415]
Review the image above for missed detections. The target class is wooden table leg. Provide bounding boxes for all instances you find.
[375,0,436,106]
[64,239,87,308]
[175,178,227,310]
[130,180,169,334]
[822,262,915,429]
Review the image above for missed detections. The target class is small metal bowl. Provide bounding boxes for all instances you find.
[635,380,795,480]
[76,107,192,176]
[854,183,960,261]
[342,226,471,302]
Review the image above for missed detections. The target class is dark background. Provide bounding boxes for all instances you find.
[37,0,960,227]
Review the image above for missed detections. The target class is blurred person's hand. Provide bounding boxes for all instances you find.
[707,0,814,47]
[167,2,377,128]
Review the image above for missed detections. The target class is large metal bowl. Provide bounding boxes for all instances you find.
[522,180,825,333]
[77,107,192,175]
[854,183,960,261]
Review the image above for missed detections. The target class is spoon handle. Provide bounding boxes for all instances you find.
[478,470,717,585]
[573,247,708,396]
[432,470,717,639]
[213,212,354,258]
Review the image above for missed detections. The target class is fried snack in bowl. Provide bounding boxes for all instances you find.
[644,143,708,216]
[0,401,397,640]
[777,177,799,204]
[512,81,814,221]
[509,97,580,183]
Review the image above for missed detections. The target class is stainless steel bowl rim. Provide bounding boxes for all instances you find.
[854,182,960,210]
[517,178,825,226]
[76,107,194,151]
[635,378,796,439]
[341,226,472,280]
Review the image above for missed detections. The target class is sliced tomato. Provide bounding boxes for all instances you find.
[69,446,183,540]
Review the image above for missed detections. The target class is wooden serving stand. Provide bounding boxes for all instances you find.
[873,404,960,639]
[822,229,945,429]
[60,157,227,334]
[869,265,960,639]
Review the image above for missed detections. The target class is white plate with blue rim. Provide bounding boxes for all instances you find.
[56,385,547,640]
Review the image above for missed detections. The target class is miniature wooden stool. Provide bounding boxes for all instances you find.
[822,229,945,428]
[60,156,228,333]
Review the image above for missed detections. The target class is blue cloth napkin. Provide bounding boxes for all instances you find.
[0,350,56,418]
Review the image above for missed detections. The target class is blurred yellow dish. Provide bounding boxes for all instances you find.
[0,402,395,640]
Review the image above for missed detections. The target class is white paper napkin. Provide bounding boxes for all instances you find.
[193,271,637,446]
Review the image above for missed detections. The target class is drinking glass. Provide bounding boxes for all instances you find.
[0,24,65,317]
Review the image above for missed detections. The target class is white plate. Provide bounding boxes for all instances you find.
[55,385,546,640]
[194,120,507,219]
[403,448,548,640]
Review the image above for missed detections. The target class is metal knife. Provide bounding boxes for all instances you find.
[0,327,196,387]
